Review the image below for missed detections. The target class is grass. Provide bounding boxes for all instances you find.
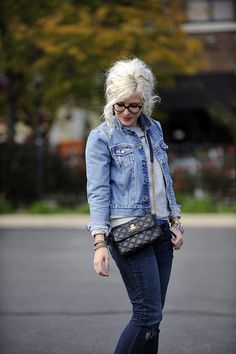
[25,201,90,214]
[0,198,235,215]
[0,199,13,214]
[178,195,236,213]
[0,199,90,215]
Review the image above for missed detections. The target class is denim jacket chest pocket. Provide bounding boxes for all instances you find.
[153,141,169,170]
[111,144,135,169]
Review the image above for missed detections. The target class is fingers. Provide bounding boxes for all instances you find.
[105,253,110,272]
[173,238,184,250]
[94,259,109,276]
[170,226,184,251]
[94,248,110,277]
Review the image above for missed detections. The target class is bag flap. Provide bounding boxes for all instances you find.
[112,214,156,242]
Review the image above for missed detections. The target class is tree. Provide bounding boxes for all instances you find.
[0,0,205,140]
[0,0,63,141]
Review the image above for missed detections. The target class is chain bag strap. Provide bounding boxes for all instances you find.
[145,131,157,217]
[111,129,162,256]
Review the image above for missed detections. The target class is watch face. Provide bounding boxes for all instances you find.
[172,217,180,221]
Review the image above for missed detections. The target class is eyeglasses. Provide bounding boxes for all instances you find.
[113,103,143,114]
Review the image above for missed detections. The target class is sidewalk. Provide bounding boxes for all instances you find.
[0,213,235,229]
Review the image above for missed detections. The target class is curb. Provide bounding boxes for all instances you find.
[0,214,235,229]
[0,214,90,230]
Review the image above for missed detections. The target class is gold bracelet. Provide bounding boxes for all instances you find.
[171,217,181,226]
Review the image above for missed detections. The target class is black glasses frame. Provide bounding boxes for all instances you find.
[113,103,143,114]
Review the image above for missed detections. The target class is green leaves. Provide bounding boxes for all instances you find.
[0,0,205,135]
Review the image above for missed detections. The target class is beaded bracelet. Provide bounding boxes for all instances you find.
[94,240,107,247]
[94,243,108,252]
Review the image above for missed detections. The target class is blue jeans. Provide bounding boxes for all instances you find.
[108,222,173,354]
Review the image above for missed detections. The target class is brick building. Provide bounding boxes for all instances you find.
[160,0,236,145]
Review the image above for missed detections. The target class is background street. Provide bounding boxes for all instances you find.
[0,224,235,354]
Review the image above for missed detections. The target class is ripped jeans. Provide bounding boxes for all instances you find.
[108,222,173,354]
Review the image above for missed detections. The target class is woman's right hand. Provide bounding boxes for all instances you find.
[94,246,110,277]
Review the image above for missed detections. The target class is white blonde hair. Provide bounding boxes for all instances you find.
[103,58,160,125]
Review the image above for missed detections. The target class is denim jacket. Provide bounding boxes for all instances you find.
[85,114,181,235]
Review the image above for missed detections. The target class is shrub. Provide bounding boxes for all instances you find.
[0,198,13,214]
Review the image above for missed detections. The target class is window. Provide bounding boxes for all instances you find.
[186,0,235,22]
[213,1,234,20]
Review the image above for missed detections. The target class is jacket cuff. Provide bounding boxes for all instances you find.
[87,223,110,237]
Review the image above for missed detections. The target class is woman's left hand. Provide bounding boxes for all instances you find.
[169,225,184,250]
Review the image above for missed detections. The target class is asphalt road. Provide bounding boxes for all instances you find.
[0,227,235,354]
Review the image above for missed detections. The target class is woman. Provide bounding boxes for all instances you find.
[85,58,184,353]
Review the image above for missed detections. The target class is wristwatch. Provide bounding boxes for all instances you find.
[170,217,184,234]
[170,217,181,226]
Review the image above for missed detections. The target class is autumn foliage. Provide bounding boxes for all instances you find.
[0,0,205,132]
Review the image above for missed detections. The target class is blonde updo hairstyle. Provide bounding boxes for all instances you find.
[103,58,160,125]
